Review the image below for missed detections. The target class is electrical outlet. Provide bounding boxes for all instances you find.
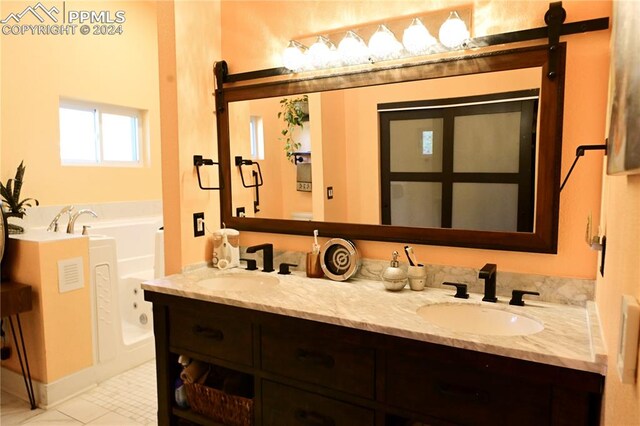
[327,186,334,199]
[236,207,246,217]
[193,212,205,237]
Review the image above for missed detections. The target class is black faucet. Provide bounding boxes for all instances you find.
[479,263,498,302]
[245,244,274,272]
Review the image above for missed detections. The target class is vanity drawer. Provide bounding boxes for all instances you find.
[386,351,551,425]
[262,381,375,426]
[261,324,375,398]
[169,308,252,366]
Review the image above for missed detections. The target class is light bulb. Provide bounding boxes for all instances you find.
[439,11,470,49]
[282,40,307,71]
[337,30,369,66]
[368,24,402,61]
[308,36,336,69]
[402,18,437,55]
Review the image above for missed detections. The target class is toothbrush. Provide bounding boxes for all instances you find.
[312,230,320,254]
[404,245,419,266]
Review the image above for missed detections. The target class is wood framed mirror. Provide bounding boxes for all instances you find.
[216,43,565,253]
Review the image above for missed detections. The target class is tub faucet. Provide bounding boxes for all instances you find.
[47,205,74,232]
[67,209,98,234]
[245,243,274,272]
[479,263,498,303]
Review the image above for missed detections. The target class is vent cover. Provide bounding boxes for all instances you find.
[58,257,84,293]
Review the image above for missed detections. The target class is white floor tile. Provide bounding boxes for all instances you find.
[0,392,45,425]
[2,360,158,426]
[21,409,83,425]
[85,411,145,425]
[56,398,110,423]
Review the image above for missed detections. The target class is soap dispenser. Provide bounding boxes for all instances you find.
[381,251,407,291]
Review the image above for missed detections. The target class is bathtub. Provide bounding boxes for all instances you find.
[88,216,163,381]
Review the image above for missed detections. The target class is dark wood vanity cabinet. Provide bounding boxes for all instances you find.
[145,292,604,426]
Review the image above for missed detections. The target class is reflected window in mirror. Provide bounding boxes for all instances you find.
[380,90,539,232]
[249,115,265,160]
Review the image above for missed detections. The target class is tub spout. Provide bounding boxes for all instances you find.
[47,205,74,232]
[67,209,98,234]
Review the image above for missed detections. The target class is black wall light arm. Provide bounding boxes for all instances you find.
[193,155,223,191]
[560,144,607,192]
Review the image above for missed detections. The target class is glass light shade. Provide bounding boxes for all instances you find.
[438,11,470,48]
[368,24,402,61]
[402,18,437,54]
[308,36,336,69]
[282,40,307,71]
[337,30,370,65]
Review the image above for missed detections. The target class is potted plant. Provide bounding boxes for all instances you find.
[278,95,309,163]
[0,161,39,234]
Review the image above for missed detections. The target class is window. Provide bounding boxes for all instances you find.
[59,100,143,165]
[249,115,264,160]
[379,90,539,232]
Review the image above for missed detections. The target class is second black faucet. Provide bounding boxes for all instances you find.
[479,263,498,302]
[246,244,274,273]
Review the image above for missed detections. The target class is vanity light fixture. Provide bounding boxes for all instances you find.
[438,11,470,48]
[282,40,307,72]
[337,30,369,66]
[368,24,403,61]
[308,36,337,69]
[282,10,469,71]
[403,18,437,54]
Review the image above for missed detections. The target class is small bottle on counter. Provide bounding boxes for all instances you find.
[381,251,407,291]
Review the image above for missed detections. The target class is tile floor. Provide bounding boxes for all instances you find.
[1,360,158,425]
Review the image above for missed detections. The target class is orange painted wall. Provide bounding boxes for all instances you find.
[593,2,640,422]
[596,172,640,424]
[157,1,222,273]
[2,237,92,383]
[0,1,162,206]
[219,0,610,280]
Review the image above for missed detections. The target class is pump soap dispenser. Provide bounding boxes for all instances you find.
[381,251,407,291]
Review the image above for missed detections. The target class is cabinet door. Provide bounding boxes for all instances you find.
[386,351,551,425]
[169,307,253,366]
[261,324,375,398]
[262,381,374,426]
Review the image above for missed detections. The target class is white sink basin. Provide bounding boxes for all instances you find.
[197,273,279,291]
[416,303,544,336]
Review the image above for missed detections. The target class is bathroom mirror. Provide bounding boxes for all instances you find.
[217,44,565,253]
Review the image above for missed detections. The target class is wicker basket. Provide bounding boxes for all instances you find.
[184,382,253,426]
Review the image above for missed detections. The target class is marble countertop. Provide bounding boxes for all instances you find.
[142,267,607,375]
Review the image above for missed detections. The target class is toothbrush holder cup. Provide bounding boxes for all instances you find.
[407,264,427,291]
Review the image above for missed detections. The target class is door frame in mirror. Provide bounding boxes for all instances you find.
[216,43,565,253]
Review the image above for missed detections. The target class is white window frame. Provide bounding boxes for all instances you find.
[249,115,265,160]
[59,99,145,167]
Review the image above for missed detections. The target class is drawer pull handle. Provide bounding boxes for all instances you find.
[436,382,489,404]
[295,349,335,368]
[294,409,335,426]
[192,325,224,341]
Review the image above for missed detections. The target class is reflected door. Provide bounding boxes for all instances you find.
[380,90,538,232]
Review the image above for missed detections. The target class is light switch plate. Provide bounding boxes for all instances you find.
[58,257,84,293]
[617,295,640,384]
